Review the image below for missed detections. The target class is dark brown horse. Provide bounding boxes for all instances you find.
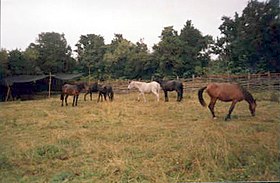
[156,79,183,102]
[97,84,114,102]
[61,83,87,106]
[198,83,257,120]
[84,82,99,101]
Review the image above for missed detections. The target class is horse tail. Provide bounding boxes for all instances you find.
[198,86,207,107]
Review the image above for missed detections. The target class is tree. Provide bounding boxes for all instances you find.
[153,26,181,77]
[75,34,105,79]
[8,49,34,75]
[216,0,280,73]
[103,34,134,79]
[31,32,75,74]
[178,20,212,76]
[153,22,212,77]
[0,49,9,78]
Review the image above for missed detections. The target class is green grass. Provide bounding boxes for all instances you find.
[0,91,279,182]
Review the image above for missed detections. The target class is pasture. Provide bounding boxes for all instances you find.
[0,91,279,182]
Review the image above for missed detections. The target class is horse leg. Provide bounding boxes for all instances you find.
[65,95,69,106]
[72,96,75,106]
[61,94,64,106]
[104,92,107,101]
[137,93,141,101]
[75,95,79,106]
[164,90,168,102]
[225,100,238,121]
[152,90,159,102]
[142,93,147,102]
[97,92,100,102]
[84,92,88,101]
[208,98,217,119]
[90,92,92,101]
[176,91,180,102]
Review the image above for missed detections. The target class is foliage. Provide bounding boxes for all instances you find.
[0,49,9,78]
[2,0,280,78]
[75,34,106,79]
[215,0,280,74]
[153,21,212,78]
[29,32,76,74]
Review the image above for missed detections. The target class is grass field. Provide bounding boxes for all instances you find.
[0,91,279,182]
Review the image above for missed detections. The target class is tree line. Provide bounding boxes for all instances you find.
[0,0,279,80]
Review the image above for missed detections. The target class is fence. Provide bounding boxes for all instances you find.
[109,72,280,94]
[184,72,280,92]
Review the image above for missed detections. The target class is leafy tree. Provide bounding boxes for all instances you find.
[75,34,105,78]
[0,49,9,78]
[30,32,75,74]
[216,0,280,73]
[153,22,212,77]
[103,34,134,79]
[8,49,34,75]
[153,26,181,77]
[178,20,212,76]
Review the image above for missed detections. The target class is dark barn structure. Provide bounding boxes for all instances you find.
[0,73,83,102]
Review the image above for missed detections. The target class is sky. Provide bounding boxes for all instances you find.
[1,0,254,51]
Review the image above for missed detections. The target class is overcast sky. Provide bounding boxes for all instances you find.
[1,0,255,51]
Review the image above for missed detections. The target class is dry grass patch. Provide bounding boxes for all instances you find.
[0,91,279,182]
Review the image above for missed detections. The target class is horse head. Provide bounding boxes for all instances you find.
[249,99,257,116]
[128,81,134,90]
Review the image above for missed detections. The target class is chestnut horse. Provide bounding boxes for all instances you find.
[198,83,256,120]
[61,83,87,106]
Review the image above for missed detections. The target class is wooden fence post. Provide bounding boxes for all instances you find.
[247,73,250,90]
[48,72,52,98]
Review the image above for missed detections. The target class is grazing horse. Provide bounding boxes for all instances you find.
[61,83,86,106]
[156,79,183,102]
[84,82,99,101]
[198,83,257,120]
[97,84,114,102]
[128,81,160,102]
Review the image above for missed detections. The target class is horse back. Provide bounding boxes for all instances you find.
[62,84,79,95]
[162,80,183,91]
[206,83,244,102]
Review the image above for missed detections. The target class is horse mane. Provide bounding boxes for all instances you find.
[240,86,255,103]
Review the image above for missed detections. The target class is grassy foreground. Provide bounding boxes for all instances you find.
[0,91,279,182]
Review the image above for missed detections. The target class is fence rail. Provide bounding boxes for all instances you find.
[109,72,280,94]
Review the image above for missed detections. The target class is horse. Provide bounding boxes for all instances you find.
[155,79,183,102]
[84,82,99,101]
[97,84,114,102]
[198,83,257,121]
[128,81,160,102]
[61,83,87,107]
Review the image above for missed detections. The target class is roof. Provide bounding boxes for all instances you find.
[52,73,83,80]
[1,73,84,86]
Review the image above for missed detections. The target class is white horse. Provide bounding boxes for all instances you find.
[128,81,160,102]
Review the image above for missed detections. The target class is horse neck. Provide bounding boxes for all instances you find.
[132,82,142,89]
[242,88,255,105]
[77,83,85,91]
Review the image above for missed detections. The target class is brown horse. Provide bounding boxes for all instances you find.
[61,83,87,106]
[198,83,256,120]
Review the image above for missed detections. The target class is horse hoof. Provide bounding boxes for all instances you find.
[213,117,217,120]
[225,117,231,121]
